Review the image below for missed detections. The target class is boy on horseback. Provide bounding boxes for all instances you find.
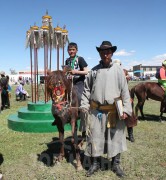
[65,42,88,136]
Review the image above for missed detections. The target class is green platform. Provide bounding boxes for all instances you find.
[8,101,74,133]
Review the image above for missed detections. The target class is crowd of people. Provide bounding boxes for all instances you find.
[0,72,30,112]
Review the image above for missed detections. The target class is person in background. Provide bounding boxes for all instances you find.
[81,41,132,178]
[15,81,30,101]
[4,75,11,109]
[0,71,9,110]
[114,60,137,142]
[158,60,166,100]
[156,60,166,112]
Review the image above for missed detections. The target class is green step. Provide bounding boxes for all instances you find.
[8,114,73,133]
[27,101,52,111]
[7,101,80,133]
[18,107,54,120]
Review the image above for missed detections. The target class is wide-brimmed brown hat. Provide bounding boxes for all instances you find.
[96,41,117,53]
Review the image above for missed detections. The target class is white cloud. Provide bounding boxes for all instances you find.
[114,49,135,56]
[26,66,30,70]
[121,53,166,70]
[87,57,93,60]
[138,53,166,66]
[152,53,166,64]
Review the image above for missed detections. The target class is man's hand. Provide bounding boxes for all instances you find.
[120,112,128,120]
[70,69,79,75]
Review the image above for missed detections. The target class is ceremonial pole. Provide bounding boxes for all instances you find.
[54,26,62,70]
[62,26,69,66]
[41,12,53,102]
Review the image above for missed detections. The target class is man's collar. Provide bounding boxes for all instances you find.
[99,60,113,68]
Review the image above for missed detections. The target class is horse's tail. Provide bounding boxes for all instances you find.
[130,86,135,100]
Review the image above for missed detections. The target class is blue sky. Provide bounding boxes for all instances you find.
[1,0,166,74]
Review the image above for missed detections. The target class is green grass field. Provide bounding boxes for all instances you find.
[0,81,166,180]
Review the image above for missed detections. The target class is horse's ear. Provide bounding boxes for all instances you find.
[62,69,66,75]
[47,70,51,76]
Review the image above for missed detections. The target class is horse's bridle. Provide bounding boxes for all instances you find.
[51,81,66,103]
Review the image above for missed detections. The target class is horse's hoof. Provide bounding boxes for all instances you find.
[159,119,164,123]
[0,173,3,180]
[158,117,163,123]
[58,156,63,162]
[76,164,83,171]
[53,157,57,164]
[53,157,61,165]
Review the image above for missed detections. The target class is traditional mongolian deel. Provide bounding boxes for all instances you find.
[81,62,132,158]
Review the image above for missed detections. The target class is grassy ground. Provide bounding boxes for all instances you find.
[0,81,166,180]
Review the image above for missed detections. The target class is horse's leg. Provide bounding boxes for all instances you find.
[135,100,145,120]
[139,102,145,120]
[78,111,86,149]
[159,112,163,122]
[159,100,166,122]
[57,124,65,161]
[71,118,83,171]
[135,103,139,119]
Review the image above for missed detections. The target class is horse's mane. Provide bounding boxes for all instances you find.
[47,70,72,91]
[47,70,78,106]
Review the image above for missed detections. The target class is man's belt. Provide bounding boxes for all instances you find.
[90,100,117,112]
[90,100,118,128]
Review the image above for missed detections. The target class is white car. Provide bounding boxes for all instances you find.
[150,77,157,81]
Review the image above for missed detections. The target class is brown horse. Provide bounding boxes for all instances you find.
[47,70,83,170]
[130,81,165,121]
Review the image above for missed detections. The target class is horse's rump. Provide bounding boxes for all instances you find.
[131,82,164,102]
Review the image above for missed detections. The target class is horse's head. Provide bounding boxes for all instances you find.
[47,70,72,103]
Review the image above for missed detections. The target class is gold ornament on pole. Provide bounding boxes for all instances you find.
[25,11,69,103]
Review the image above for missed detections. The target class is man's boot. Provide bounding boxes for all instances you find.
[86,157,100,177]
[111,153,125,178]
[127,127,135,142]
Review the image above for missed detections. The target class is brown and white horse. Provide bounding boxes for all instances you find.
[47,70,83,170]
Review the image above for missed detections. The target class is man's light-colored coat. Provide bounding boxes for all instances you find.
[81,62,132,158]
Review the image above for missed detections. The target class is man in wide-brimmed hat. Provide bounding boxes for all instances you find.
[81,41,132,178]
[96,40,117,53]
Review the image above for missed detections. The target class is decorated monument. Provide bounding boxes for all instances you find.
[8,11,69,132]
